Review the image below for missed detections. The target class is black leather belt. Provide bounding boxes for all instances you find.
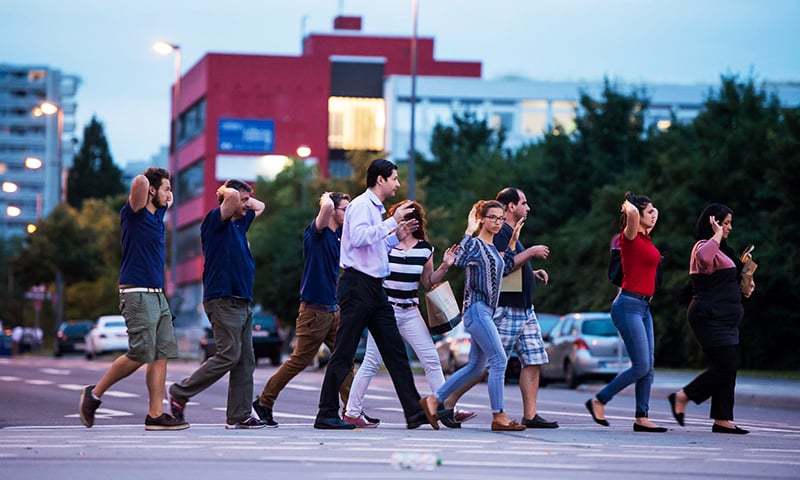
[389,301,418,309]
[621,290,653,303]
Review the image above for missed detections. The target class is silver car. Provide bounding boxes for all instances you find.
[541,312,631,388]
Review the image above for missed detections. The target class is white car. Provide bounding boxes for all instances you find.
[84,315,129,359]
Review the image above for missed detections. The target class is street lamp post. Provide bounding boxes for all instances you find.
[154,40,182,300]
[407,0,419,200]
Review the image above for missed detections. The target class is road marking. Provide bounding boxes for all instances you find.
[64,408,134,419]
[272,411,317,420]
[619,444,722,451]
[100,445,202,449]
[285,384,318,391]
[363,394,395,401]
[0,444,88,449]
[578,453,683,460]
[711,458,800,466]
[400,437,496,444]
[0,376,20,381]
[58,384,86,391]
[24,379,54,385]
[214,445,316,450]
[0,453,18,458]
[162,399,199,406]
[374,407,404,413]
[168,440,258,445]
[254,455,591,470]
[103,390,139,398]
[40,368,71,375]
[746,448,800,453]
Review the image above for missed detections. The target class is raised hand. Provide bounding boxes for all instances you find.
[393,200,414,223]
[319,192,334,210]
[465,206,481,235]
[534,269,549,285]
[709,216,723,236]
[443,244,460,267]
[529,245,550,259]
[510,218,525,246]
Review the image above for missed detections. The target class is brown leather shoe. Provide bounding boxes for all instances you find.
[419,396,440,430]
[491,419,526,431]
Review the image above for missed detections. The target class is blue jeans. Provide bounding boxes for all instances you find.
[435,301,507,413]
[596,292,655,418]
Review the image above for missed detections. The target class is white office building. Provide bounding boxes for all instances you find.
[384,76,800,162]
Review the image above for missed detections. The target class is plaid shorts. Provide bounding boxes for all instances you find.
[493,306,549,366]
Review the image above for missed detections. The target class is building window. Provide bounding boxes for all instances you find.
[490,112,514,132]
[177,98,206,146]
[176,222,202,263]
[177,160,204,203]
[328,97,385,151]
[552,100,577,134]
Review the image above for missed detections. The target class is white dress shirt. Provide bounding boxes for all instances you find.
[339,189,399,278]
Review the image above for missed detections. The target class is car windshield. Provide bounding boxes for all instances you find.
[581,318,618,337]
[537,315,560,336]
[65,324,92,335]
[103,321,126,329]
[253,314,275,330]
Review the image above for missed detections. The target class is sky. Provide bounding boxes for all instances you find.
[1,0,798,165]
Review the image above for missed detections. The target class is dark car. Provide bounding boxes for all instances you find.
[505,313,561,385]
[55,320,94,357]
[199,311,284,365]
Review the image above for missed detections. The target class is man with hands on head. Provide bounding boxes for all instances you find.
[253,191,353,427]
[169,179,267,429]
[314,159,433,430]
[80,167,189,431]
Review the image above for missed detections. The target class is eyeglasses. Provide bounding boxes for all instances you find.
[484,215,506,223]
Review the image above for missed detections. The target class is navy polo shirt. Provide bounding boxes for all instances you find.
[299,220,342,307]
[119,203,167,288]
[494,222,535,309]
[201,208,256,301]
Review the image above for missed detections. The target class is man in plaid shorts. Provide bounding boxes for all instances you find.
[443,187,558,428]
[490,187,558,428]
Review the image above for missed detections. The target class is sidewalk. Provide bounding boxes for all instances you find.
[580,369,800,410]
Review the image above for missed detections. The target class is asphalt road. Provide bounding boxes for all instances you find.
[1,355,799,480]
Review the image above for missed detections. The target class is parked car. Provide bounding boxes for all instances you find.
[55,320,94,357]
[540,312,631,389]
[199,310,284,365]
[435,322,471,374]
[505,312,562,385]
[84,315,129,359]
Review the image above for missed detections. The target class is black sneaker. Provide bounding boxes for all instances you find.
[168,389,187,421]
[226,416,267,429]
[79,385,102,428]
[314,416,356,430]
[522,414,559,429]
[252,400,279,427]
[362,411,381,425]
[145,413,190,431]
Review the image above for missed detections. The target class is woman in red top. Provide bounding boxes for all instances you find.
[586,192,667,433]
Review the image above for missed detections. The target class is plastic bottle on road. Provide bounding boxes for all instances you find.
[390,452,442,471]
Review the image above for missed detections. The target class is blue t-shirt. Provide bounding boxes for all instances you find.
[119,203,167,288]
[201,208,256,301]
[299,220,342,307]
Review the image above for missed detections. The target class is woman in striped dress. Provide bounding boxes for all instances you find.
[342,201,474,428]
[421,200,526,431]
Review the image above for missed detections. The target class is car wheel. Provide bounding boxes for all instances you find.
[85,349,95,360]
[564,361,581,389]
[269,352,282,366]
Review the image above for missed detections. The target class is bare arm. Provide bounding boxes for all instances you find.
[218,187,241,221]
[421,246,458,290]
[314,193,334,231]
[246,196,266,218]
[512,244,549,267]
[621,200,640,241]
[128,175,149,212]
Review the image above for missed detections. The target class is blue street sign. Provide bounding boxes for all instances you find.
[217,118,275,153]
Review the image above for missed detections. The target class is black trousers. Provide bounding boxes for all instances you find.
[683,345,739,421]
[317,269,422,420]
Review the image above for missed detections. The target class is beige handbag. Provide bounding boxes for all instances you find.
[424,281,462,334]
[740,245,757,298]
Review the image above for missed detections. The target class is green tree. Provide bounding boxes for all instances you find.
[67,116,125,208]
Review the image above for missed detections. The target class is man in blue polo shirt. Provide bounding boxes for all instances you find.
[252,192,356,427]
[80,167,188,431]
[169,179,266,429]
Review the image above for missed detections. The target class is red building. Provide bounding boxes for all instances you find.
[169,15,481,310]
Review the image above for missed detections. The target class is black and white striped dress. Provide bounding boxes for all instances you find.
[383,240,433,306]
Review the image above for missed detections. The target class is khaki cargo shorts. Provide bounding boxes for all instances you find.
[119,291,177,363]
